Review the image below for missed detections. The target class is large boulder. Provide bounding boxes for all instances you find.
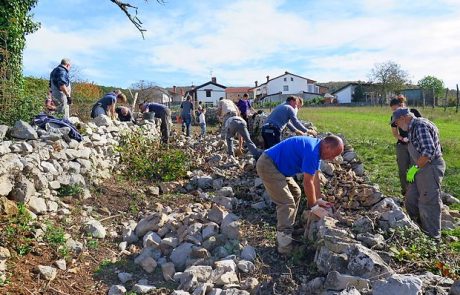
[10,120,38,140]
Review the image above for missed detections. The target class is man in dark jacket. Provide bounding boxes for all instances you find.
[139,102,171,144]
[49,58,72,118]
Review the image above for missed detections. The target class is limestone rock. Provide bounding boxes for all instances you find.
[37,265,57,281]
[10,120,38,140]
[84,219,106,239]
[372,274,422,295]
[324,271,369,292]
[108,285,127,295]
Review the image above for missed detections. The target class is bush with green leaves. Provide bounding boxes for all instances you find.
[118,129,190,181]
[0,203,34,256]
[57,184,83,197]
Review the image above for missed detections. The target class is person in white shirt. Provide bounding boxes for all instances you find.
[199,108,206,137]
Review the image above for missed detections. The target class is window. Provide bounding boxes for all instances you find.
[291,77,294,81]
[283,77,287,81]
[206,90,211,97]
[283,85,289,91]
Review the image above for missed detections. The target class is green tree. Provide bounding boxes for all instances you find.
[368,61,409,101]
[0,0,40,83]
[417,75,445,99]
[352,84,364,102]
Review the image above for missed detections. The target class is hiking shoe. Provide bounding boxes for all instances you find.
[276,231,293,254]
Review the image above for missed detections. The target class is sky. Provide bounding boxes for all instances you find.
[23,0,460,89]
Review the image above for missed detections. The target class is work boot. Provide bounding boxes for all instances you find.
[276,231,293,254]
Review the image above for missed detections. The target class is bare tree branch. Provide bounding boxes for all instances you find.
[110,0,165,39]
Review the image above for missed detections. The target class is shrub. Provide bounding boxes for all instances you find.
[118,129,190,181]
[57,184,83,197]
[0,203,34,256]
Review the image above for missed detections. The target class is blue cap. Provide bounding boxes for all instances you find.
[391,108,410,124]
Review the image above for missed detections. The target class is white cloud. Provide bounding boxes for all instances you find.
[23,0,460,88]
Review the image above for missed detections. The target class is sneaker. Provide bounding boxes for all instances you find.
[276,231,293,254]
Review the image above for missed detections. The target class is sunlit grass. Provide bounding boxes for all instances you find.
[299,106,460,198]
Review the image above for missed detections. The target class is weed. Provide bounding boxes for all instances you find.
[387,227,459,279]
[58,246,70,259]
[0,203,34,256]
[44,223,66,247]
[87,239,99,250]
[118,129,190,181]
[58,184,83,197]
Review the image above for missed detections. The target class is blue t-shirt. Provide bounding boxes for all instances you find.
[97,93,117,112]
[265,136,321,176]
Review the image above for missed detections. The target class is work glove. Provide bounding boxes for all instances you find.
[406,165,419,183]
[67,96,72,105]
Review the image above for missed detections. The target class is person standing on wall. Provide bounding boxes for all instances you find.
[49,58,72,119]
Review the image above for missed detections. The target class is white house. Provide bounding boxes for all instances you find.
[185,77,226,106]
[331,82,376,104]
[252,71,320,103]
[332,84,355,104]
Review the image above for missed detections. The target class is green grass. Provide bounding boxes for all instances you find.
[299,106,460,198]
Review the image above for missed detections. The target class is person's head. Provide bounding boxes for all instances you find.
[286,96,298,108]
[116,92,127,104]
[119,106,129,116]
[320,135,344,161]
[390,95,407,111]
[138,102,147,112]
[199,101,202,105]
[243,93,249,100]
[296,97,304,109]
[186,96,191,101]
[219,97,224,101]
[392,108,414,131]
[61,58,71,70]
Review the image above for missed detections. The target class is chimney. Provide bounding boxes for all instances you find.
[255,81,258,87]
[266,75,270,82]
[173,85,176,93]
[211,77,216,83]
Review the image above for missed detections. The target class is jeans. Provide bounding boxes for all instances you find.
[200,123,206,136]
[261,125,281,149]
[182,114,192,136]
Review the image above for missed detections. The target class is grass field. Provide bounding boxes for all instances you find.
[298,106,460,199]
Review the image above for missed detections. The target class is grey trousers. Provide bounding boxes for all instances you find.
[396,143,414,195]
[51,88,69,119]
[160,109,171,144]
[226,118,261,159]
[406,144,445,239]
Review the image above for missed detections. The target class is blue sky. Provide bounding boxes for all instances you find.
[23,0,460,89]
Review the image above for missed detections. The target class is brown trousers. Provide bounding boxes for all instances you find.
[256,153,301,233]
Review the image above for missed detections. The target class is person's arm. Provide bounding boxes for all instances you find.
[391,126,402,141]
[109,104,116,119]
[303,172,318,208]
[289,109,308,132]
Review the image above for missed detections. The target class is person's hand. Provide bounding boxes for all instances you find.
[67,96,72,105]
[406,165,419,183]
[402,137,409,143]
[315,198,334,209]
[295,130,304,136]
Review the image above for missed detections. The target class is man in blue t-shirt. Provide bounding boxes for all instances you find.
[256,135,344,254]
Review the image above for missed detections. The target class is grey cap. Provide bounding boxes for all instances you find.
[391,108,410,124]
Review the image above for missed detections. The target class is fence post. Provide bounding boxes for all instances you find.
[456,84,459,113]
[444,88,448,112]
